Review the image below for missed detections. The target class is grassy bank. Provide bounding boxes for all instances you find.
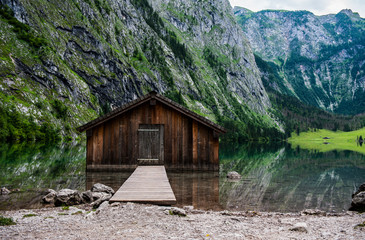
[288,128,365,154]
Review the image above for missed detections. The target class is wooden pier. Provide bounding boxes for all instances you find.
[109,166,176,205]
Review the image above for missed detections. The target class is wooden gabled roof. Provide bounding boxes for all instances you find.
[77,91,226,133]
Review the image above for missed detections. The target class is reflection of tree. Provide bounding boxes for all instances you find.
[0,143,86,191]
[219,143,365,212]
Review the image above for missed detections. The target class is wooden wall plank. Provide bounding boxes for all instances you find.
[103,122,111,165]
[112,118,119,164]
[177,113,182,166]
[165,105,172,165]
[118,117,123,165]
[95,125,104,164]
[181,117,187,168]
[121,116,129,164]
[209,131,214,167]
[213,137,219,165]
[86,135,93,165]
[171,111,176,166]
[192,121,198,166]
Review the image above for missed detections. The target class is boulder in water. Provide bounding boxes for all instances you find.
[227,171,241,179]
[54,189,83,206]
[0,187,11,195]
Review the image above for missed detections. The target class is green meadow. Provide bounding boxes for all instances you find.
[288,128,365,154]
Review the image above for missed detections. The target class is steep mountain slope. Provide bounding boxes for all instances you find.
[235,7,365,115]
[0,0,279,141]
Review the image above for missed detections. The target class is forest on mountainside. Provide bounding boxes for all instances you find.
[254,54,365,138]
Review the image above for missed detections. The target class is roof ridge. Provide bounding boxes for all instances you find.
[77,91,226,133]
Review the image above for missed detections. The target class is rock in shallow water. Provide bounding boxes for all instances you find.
[41,183,115,207]
[350,191,365,212]
[349,183,365,211]
[91,183,115,195]
[0,187,11,195]
[54,189,83,207]
[227,171,241,179]
[42,189,57,204]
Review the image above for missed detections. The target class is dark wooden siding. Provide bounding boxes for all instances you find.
[86,100,219,171]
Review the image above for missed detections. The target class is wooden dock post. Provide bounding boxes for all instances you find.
[109,166,176,205]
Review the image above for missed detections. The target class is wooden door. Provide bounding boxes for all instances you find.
[138,124,164,165]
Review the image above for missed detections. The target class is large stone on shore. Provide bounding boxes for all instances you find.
[350,191,365,211]
[349,183,365,211]
[91,192,112,208]
[352,183,365,197]
[81,190,94,203]
[42,189,57,204]
[91,183,115,195]
[54,189,83,206]
[227,171,241,179]
[0,187,11,195]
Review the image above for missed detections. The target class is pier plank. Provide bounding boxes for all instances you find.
[110,166,176,205]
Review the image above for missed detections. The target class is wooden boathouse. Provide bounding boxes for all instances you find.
[77,91,226,171]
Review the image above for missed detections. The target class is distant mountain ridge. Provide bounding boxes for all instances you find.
[234,6,365,115]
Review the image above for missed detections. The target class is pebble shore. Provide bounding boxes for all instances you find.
[1,202,364,239]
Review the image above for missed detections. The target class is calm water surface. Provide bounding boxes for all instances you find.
[1,142,364,212]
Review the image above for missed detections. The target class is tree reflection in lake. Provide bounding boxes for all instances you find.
[0,142,86,210]
[219,142,365,212]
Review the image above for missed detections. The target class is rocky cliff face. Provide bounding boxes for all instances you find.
[235,7,365,115]
[0,0,276,140]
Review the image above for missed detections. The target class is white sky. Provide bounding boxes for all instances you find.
[229,0,364,18]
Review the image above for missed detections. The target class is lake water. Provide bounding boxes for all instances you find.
[1,142,364,212]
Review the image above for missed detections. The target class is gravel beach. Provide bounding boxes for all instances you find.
[1,202,364,239]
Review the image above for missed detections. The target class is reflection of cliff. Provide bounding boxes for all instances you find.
[168,172,221,211]
[220,146,285,211]
[220,144,365,212]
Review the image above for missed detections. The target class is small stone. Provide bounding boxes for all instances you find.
[227,171,241,179]
[183,206,194,212]
[169,207,186,217]
[98,201,109,210]
[110,202,121,207]
[289,222,308,233]
[1,187,11,195]
[301,209,326,216]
